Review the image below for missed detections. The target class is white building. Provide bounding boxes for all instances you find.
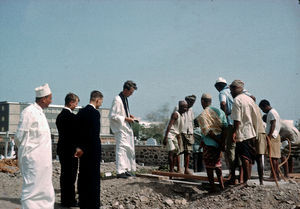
[0,101,112,138]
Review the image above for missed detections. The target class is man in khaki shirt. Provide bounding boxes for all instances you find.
[230,80,259,185]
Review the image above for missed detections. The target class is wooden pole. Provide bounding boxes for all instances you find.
[152,170,228,182]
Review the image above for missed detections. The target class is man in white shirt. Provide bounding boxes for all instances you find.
[215,77,255,184]
[163,101,188,173]
[15,83,55,209]
[230,80,259,185]
[181,95,196,174]
[279,120,300,176]
[259,99,281,180]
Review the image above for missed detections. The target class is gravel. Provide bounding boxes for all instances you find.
[0,160,300,209]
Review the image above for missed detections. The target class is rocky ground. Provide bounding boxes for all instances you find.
[0,160,300,209]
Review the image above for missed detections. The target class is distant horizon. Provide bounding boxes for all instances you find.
[1,0,299,122]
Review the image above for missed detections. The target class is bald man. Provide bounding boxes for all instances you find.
[163,101,188,173]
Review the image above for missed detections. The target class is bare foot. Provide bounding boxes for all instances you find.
[259,180,264,185]
[219,183,225,190]
[225,178,238,186]
[184,169,193,175]
[176,169,183,173]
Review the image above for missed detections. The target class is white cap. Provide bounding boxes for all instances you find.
[35,83,52,98]
[201,93,212,100]
[215,77,227,84]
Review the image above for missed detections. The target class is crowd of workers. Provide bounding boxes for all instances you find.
[164,77,300,193]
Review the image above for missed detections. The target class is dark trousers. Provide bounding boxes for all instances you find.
[78,155,101,209]
[59,153,78,206]
[193,152,204,172]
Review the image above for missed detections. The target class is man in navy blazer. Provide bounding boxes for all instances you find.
[56,93,80,207]
[75,90,103,209]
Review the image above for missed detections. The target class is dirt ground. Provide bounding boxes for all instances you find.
[0,160,300,209]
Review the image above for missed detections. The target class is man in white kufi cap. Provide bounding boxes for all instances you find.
[15,83,55,209]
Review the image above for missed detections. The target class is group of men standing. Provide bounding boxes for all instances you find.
[163,95,196,175]
[164,77,296,192]
[15,81,138,209]
[12,77,299,207]
[216,78,285,186]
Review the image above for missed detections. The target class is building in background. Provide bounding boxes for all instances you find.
[0,101,114,144]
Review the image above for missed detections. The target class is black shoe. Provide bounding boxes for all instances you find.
[117,173,129,179]
[61,202,79,208]
[125,171,136,177]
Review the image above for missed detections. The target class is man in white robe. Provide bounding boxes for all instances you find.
[15,83,55,209]
[110,80,138,178]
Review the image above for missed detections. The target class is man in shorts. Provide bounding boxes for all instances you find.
[163,101,188,172]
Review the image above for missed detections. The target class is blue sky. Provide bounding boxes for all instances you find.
[0,0,299,121]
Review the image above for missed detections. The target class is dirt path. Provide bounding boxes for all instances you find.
[0,161,300,209]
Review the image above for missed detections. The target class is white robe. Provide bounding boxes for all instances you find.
[109,95,136,174]
[15,103,55,209]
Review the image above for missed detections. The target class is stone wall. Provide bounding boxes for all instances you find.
[101,145,168,166]
[2,140,300,173]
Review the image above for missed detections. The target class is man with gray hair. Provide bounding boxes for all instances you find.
[181,95,196,174]
[279,119,300,176]
[164,101,188,173]
[230,80,259,185]
[196,93,228,192]
[215,77,256,184]
[15,83,55,209]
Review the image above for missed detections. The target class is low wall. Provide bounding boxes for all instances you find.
[101,145,168,166]
[1,141,300,172]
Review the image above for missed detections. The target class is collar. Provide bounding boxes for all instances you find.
[63,107,72,113]
[34,102,44,113]
[119,91,126,98]
[88,103,96,109]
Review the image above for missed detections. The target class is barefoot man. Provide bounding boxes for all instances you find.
[197,93,227,192]
[163,101,188,173]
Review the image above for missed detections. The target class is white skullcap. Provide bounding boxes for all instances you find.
[35,83,52,98]
[215,77,227,84]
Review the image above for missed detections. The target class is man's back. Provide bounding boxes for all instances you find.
[77,104,101,208]
[56,108,77,155]
[232,94,257,141]
[77,105,101,155]
[280,120,300,144]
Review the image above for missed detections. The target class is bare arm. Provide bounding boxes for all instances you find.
[232,120,241,143]
[220,101,227,115]
[163,112,178,145]
[268,119,276,138]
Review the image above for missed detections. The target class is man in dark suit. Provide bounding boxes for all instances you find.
[75,90,103,209]
[56,93,80,207]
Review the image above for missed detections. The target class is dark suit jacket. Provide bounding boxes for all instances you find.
[56,108,78,156]
[76,104,101,208]
[76,104,101,159]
